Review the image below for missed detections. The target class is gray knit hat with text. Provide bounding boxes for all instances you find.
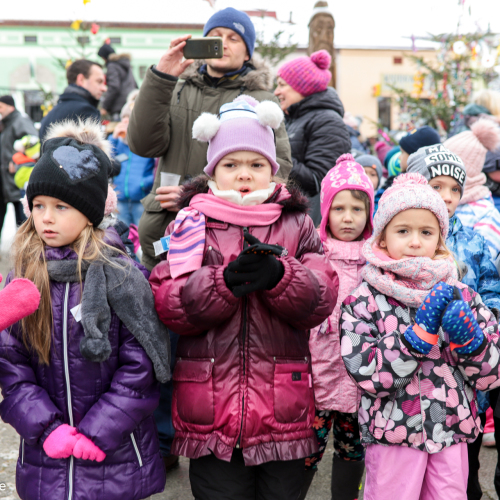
[406,144,466,197]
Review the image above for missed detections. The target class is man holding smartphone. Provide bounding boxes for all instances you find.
[128,7,292,272]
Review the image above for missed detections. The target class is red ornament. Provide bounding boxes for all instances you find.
[91,23,100,35]
[105,37,111,45]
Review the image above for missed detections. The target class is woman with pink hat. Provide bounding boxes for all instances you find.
[275,50,351,225]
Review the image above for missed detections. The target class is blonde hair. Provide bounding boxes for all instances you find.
[473,89,500,119]
[378,228,453,261]
[12,217,125,365]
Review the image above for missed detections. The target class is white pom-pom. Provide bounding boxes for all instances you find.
[192,113,220,142]
[255,100,284,130]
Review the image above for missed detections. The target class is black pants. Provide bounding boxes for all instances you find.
[189,449,305,500]
[0,201,26,234]
[467,412,486,500]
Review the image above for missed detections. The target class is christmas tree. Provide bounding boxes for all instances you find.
[392,32,500,135]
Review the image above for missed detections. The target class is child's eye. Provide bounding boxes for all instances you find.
[422,230,432,236]
[224,163,236,168]
[252,163,264,168]
[397,229,407,234]
[432,185,440,190]
[57,205,68,210]
[452,187,459,192]
[33,203,43,210]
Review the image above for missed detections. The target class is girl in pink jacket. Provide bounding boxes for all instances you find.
[301,154,374,500]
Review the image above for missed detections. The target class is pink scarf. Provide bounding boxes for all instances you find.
[361,237,458,308]
[168,186,291,278]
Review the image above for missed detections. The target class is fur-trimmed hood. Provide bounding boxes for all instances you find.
[108,53,132,62]
[178,175,309,214]
[43,118,111,158]
[180,53,273,92]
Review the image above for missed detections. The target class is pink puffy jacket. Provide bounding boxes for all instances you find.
[150,179,337,466]
[309,237,365,412]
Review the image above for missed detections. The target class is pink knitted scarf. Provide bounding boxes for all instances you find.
[361,237,458,308]
[168,186,291,278]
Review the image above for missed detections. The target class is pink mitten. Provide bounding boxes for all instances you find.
[73,434,106,462]
[0,277,40,331]
[43,424,80,459]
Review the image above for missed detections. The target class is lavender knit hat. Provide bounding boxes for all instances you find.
[374,173,449,239]
[277,50,332,97]
[192,95,284,176]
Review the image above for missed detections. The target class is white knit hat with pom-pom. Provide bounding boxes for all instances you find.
[192,95,284,176]
[374,173,449,238]
[444,119,500,204]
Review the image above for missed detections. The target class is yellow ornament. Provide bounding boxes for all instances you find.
[83,0,91,4]
[70,20,82,30]
[65,59,73,68]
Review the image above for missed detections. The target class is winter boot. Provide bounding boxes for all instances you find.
[331,456,365,500]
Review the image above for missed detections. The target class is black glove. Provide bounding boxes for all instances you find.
[223,233,286,298]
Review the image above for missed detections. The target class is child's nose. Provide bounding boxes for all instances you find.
[238,168,251,180]
[409,233,421,247]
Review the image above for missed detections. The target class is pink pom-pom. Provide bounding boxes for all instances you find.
[104,185,118,216]
[470,119,500,152]
[311,50,331,70]
[336,153,356,165]
[233,95,259,107]
[392,172,428,186]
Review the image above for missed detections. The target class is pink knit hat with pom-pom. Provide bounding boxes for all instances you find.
[319,153,374,242]
[444,119,500,205]
[277,50,332,96]
[192,94,284,176]
[374,172,449,239]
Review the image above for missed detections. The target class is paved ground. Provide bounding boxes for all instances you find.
[0,206,499,499]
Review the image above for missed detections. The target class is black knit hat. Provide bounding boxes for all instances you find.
[0,95,15,107]
[98,43,115,61]
[27,137,110,226]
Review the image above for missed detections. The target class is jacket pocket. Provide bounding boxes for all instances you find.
[273,361,310,424]
[173,358,214,426]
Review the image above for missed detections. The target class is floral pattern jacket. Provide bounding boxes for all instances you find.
[340,281,500,454]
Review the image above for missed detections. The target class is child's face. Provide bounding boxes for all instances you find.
[380,208,440,260]
[32,195,91,248]
[213,151,273,196]
[328,190,368,242]
[363,166,379,190]
[399,148,409,172]
[428,175,461,217]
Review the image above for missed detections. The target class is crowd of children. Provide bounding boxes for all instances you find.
[2,89,500,500]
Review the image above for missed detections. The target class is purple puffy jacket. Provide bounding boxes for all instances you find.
[0,229,165,500]
[150,179,337,466]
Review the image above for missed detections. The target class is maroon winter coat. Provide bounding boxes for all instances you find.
[150,179,337,466]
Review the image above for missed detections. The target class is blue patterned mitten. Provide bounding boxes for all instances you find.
[404,282,454,354]
[441,287,484,354]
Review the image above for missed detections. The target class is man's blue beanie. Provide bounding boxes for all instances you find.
[399,126,441,155]
[203,7,256,58]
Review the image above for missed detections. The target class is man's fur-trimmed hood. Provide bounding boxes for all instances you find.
[180,53,273,92]
[178,175,309,214]
[108,53,132,62]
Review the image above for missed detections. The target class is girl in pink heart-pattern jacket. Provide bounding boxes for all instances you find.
[340,173,500,500]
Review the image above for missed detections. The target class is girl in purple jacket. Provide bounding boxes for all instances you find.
[302,154,374,500]
[0,122,169,500]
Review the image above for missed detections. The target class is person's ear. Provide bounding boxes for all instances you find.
[75,73,86,87]
[88,221,93,226]
[379,240,386,248]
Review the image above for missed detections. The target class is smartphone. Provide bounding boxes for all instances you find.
[183,37,223,59]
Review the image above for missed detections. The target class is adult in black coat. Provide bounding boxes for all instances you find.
[98,44,138,121]
[39,59,106,142]
[275,50,350,225]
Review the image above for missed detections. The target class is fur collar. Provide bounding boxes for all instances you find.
[179,54,273,92]
[178,175,309,214]
[108,53,132,62]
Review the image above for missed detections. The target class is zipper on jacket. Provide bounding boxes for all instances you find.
[236,228,249,449]
[21,438,24,465]
[124,152,132,199]
[63,283,74,500]
[130,432,143,467]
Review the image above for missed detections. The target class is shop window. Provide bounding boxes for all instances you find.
[24,35,37,44]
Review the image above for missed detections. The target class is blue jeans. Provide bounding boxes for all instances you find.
[117,199,144,227]
[154,330,179,457]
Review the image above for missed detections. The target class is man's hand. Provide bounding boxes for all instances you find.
[157,35,195,77]
[8,161,16,174]
[155,185,182,211]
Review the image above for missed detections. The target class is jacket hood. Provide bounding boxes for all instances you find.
[60,84,99,108]
[178,175,309,214]
[179,54,273,92]
[287,87,345,120]
[108,53,132,69]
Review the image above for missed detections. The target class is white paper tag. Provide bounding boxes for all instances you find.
[70,304,82,322]
[153,235,171,257]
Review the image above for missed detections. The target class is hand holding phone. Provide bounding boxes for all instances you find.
[157,35,195,77]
